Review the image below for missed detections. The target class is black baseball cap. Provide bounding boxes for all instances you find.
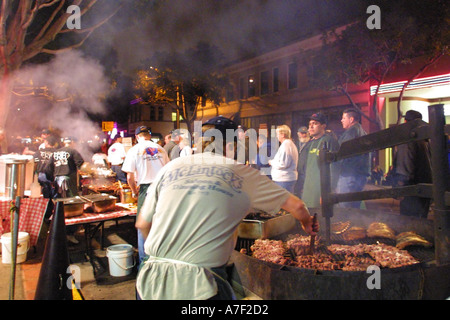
[404,110,422,121]
[310,112,327,125]
[135,126,151,135]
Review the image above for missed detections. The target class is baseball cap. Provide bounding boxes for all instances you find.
[202,116,238,135]
[135,126,151,135]
[404,110,422,121]
[298,126,308,133]
[310,112,327,125]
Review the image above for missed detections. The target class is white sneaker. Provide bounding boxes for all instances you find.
[67,235,79,244]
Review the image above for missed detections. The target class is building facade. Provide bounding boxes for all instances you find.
[197,32,450,174]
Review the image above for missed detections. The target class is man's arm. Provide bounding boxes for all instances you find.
[281,194,317,235]
[126,172,139,197]
[136,216,152,240]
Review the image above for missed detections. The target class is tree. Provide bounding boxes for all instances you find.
[392,0,449,123]
[0,0,133,141]
[133,41,230,135]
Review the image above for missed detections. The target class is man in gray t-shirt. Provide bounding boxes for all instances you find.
[136,116,317,300]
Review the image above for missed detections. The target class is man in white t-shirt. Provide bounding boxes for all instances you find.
[135,116,317,300]
[107,137,127,183]
[122,126,169,264]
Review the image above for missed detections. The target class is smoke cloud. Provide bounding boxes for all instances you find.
[11,50,110,159]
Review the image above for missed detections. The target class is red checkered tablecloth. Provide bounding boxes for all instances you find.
[0,198,49,246]
[65,207,137,226]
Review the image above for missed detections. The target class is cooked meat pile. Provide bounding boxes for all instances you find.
[250,239,290,265]
[249,231,426,271]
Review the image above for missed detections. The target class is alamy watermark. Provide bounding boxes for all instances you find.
[366,5,381,30]
[66,5,81,30]
[366,265,381,289]
[67,264,81,290]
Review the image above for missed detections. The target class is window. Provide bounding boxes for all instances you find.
[132,105,142,122]
[226,85,234,102]
[288,62,298,89]
[248,75,256,97]
[260,71,269,95]
[158,107,164,120]
[150,106,156,120]
[239,78,245,99]
[273,67,279,93]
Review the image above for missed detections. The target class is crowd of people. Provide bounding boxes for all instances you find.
[0,107,443,300]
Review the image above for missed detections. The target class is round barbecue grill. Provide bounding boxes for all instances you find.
[231,207,448,300]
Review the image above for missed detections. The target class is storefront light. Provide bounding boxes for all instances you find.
[370,73,450,95]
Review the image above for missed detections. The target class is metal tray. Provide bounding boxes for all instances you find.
[237,214,296,239]
[53,196,87,217]
[80,194,117,213]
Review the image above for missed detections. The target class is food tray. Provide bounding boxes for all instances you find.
[53,196,87,217]
[80,194,117,213]
[238,214,296,239]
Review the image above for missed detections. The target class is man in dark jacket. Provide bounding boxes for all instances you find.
[336,108,370,208]
[393,110,432,218]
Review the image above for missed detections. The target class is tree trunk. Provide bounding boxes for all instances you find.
[0,74,12,131]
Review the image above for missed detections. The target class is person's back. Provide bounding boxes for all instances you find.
[136,116,317,300]
[392,110,432,218]
[137,151,292,299]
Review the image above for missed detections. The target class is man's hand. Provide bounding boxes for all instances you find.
[281,194,319,236]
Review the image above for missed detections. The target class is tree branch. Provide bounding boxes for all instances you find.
[396,51,445,124]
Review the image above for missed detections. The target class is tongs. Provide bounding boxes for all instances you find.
[308,213,318,255]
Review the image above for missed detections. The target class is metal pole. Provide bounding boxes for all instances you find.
[428,104,450,266]
[8,162,19,200]
[9,196,21,300]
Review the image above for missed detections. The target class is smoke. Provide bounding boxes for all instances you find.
[104,0,360,75]
[104,0,324,74]
[12,50,110,159]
